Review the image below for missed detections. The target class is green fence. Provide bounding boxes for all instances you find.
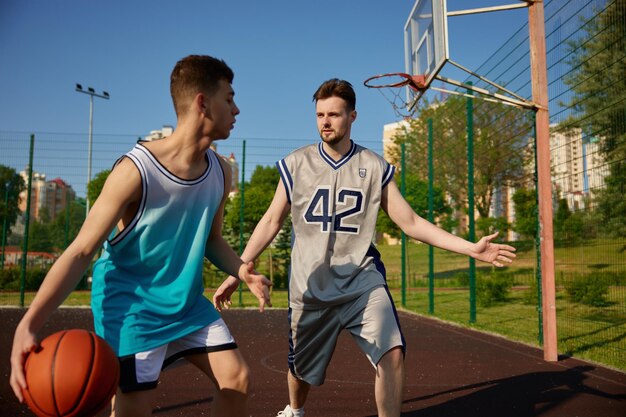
[0,0,624,372]
[388,0,625,371]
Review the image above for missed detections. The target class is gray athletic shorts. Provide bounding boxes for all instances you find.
[288,285,405,386]
[118,318,237,392]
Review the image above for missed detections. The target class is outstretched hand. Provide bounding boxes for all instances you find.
[213,262,272,312]
[471,232,517,267]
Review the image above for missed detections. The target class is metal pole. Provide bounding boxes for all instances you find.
[427,119,435,315]
[401,143,407,308]
[467,83,476,324]
[86,94,93,216]
[20,134,35,307]
[75,85,109,217]
[529,0,558,362]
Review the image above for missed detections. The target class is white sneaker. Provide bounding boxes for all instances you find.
[276,405,294,417]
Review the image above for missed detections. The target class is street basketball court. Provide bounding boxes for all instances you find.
[2,1,624,416]
[1,307,624,416]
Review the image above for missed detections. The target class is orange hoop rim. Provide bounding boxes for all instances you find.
[363,73,426,91]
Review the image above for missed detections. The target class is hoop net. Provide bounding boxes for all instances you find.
[363,73,427,118]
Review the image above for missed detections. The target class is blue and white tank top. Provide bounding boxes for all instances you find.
[91,142,224,356]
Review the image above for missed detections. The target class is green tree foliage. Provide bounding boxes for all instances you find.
[224,165,280,245]
[87,170,111,206]
[390,93,531,236]
[0,165,25,242]
[512,187,537,239]
[560,0,626,237]
[223,165,292,286]
[29,208,54,252]
[376,172,450,239]
[50,200,86,250]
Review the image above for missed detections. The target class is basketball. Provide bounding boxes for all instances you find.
[21,329,119,417]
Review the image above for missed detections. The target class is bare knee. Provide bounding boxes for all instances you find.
[225,361,250,393]
[377,347,404,374]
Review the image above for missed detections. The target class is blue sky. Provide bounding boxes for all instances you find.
[0,0,528,189]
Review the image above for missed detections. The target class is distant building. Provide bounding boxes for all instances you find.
[144,125,174,141]
[550,127,608,210]
[18,171,76,222]
[382,120,409,162]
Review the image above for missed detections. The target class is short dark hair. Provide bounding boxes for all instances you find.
[312,79,356,111]
[170,55,234,117]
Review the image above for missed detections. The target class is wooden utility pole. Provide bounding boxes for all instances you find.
[528,0,558,362]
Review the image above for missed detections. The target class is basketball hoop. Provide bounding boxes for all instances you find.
[364,73,427,118]
[364,73,426,91]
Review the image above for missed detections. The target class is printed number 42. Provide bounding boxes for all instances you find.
[304,187,363,234]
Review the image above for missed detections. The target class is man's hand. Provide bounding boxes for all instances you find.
[213,275,241,312]
[471,232,517,267]
[238,261,272,312]
[10,324,39,403]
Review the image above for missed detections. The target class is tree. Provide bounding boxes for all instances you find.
[50,200,86,250]
[512,187,537,240]
[376,172,450,239]
[223,165,292,285]
[390,93,531,235]
[560,0,626,237]
[88,170,111,207]
[0,165,25,242]
[224,165,280,246]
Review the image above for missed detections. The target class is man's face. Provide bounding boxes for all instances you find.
[315,96,356,145]
[206,79,240,140]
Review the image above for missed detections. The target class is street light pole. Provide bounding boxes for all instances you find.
[75,84,109,217]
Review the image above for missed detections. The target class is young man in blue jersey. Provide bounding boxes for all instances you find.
[10,55,272,417]
[213,79,516,417]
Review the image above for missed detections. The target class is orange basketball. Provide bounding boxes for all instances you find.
[22,329,119,417]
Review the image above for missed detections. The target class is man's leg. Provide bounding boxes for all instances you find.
[187,349,250,417]
[374,347,405,417]
[288,370,311,410]
[110,389,155,417]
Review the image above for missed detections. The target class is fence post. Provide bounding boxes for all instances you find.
[401,143,407,308]
[20,134,35,307]
[427,118,435,314]
[1,181,9,270]
[238,140,246,307]
[466,84,476,323]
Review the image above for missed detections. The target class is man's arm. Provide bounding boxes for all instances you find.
[10,158,141,401]
[204,158,275,311]
[381,179,516,266]
[212,179,290,311]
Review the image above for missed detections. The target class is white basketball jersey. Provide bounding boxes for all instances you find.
[277,140,395,309]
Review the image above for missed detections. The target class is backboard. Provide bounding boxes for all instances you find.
[404,0,449,95]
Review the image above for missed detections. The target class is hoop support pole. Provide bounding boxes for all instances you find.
[435,74,535,109]
[448,2,532,17]
[529,0,558,363]
[447,59,532,105]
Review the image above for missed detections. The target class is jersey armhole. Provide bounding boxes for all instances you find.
[109,154,147,246]
[276,159,293,205]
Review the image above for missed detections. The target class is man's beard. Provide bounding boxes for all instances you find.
[319,129,346,145]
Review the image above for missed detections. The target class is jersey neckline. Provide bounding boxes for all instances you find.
[317,140,357,170]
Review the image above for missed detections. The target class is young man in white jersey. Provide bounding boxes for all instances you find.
[213,79,516,417]
[10,55,272,417]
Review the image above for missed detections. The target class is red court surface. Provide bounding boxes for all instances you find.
[1,307,625,416]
